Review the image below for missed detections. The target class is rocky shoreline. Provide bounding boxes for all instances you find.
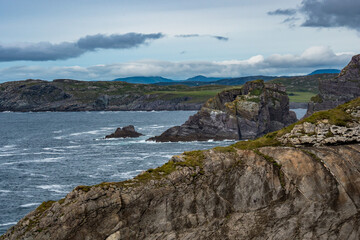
[0,79,203,112]
[2,97,360,240]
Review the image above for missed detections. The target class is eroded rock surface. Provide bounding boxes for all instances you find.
[149,80,297,142]
[105,125,143,138]
[2,144,360,240]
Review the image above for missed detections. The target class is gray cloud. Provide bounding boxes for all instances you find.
[213,36,229,41]
[267,8,297,16]
[77,33,163,50]
[0,33,164,62]
[175,34,200,38]
[0,47,352,82]
[269,0,360,32]
[175,34,229,41]
[300,0,360,31]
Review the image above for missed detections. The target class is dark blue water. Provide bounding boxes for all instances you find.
[0,109,305,234]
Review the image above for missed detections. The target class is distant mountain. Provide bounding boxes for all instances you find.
[185,75,223,82]
[308,69,340,75]
[155,75,279,87]
[113,76,174,84]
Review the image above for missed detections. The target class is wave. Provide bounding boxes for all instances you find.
[0,189,11,193]
[20,203,40,208]
[36,184,70,194]
[1,157,64,166]
[110,169,144,179]
[0,222,17,227]
[0,144,17,152]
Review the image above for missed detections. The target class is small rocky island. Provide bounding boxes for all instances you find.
[148,80,297,142]
[105,125,143,139]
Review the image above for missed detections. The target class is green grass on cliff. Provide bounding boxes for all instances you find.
[268,73,337,103]
[287,91,317,103]
[51,80,236,104]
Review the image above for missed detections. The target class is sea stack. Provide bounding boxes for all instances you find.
[148,80,297,142]
[105,125,143,138]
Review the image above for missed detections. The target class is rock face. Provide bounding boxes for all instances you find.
[149,80,297,142]
[105,125,143,138]
[2,98,360,240]
[306,54,360,116]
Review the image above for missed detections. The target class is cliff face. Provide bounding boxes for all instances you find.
[307,54,360,116]
[149,80,297,142]
[0,79,203,111]
[2,98,360,240]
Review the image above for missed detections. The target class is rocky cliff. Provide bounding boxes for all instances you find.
[2,98,360,240]
[149,80,297,142]
[0,79,206,111]
[306,54,360,116]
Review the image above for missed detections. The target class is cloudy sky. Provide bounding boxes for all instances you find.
[0,0,359,82]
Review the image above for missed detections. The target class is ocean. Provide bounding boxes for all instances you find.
[0,109,306,234]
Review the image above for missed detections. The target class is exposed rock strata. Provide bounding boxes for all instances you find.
[149,80,297,142]
[306,54,360,116]
[2,98,360,240]
[105,125,143,138]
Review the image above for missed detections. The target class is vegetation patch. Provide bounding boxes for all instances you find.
[310,94,323,103]
[75,185,92,192]
[301,150,322,162]
[253,150,285,187]
[250,88,263,96]
[36,200,56,214]
[288,92,317,103]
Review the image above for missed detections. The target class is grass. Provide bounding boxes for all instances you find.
[36,201,56,214]
[288,91,317,103]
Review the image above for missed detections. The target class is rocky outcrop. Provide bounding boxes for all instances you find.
[2,98,360,240]
[306,54,360,116]
[105,125,143,138]
[149,80,297,142]
[280,98,360,146]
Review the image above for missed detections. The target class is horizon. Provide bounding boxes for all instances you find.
[0,68,342,84]
[0,0,359,82]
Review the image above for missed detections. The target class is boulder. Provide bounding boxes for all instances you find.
[105,125,143,138]
[148,80,297,142]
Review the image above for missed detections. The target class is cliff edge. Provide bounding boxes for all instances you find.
[2,98,360,240]
[149,80,297,142]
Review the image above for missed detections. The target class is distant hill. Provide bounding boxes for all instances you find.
[113,76,174,84]
[185,75,222,82]
[155,75,279,87]
[214,75,278,85]
[308,69,340,75]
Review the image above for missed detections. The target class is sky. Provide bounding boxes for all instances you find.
[0,0,359,82]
